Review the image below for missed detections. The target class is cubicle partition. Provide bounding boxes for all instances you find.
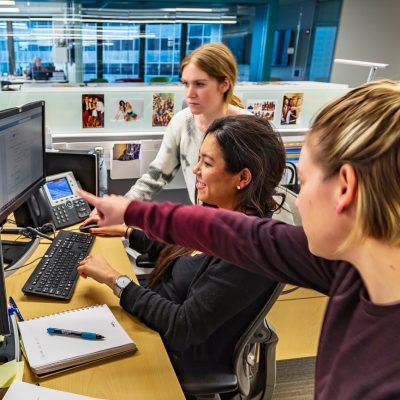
[0,82,348,192]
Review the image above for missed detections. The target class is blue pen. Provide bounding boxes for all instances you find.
[9,296,24,321]
[47,327,105,340]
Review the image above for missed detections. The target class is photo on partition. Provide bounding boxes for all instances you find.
[280,92,304,125]
[111,98,144,122]
[152,92,174,127]
[246,99,276,121]
[82,94,105,128]
[113,143,141,161]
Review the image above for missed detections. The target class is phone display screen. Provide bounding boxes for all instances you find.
[46,177,73,201]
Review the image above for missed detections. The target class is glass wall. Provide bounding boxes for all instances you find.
[82,23,97,82]
[13,21,53,75]
[186,24,222,54]
[102,22,140,83]
[0,0,342,84]
[144,24,182,82]
[0,22,9,74]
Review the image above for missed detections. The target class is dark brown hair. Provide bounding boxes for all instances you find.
[148,115,286,287]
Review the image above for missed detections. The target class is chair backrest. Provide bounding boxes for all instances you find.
[272,185,302,226]
[232,187,300,399]
[232,282,285,398]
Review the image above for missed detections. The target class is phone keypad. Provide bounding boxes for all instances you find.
[54,204,70,225]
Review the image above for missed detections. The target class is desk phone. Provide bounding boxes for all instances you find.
[41,171,91,229]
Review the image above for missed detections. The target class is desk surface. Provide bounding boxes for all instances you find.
[4,232,185,399]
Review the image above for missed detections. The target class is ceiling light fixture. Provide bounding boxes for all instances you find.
[160,8,213,12]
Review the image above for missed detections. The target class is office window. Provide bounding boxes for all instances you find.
[0,22,9,74]
[145,24,181,82]
[186,24,222,55]
[13,21,53,74]
[309,26,337,81]
[102,23,140,83]
[82,23,97,82]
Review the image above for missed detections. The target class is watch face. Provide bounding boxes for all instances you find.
[117,275,131,288]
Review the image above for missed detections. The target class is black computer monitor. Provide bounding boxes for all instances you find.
[33,70,52,80]
[0,101,46,338]
[46,150,99,196]
[0,101,46,227]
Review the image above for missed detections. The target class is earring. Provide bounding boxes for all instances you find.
[237,185,241,190]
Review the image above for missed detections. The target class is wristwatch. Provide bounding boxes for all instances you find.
[113,275,132,298]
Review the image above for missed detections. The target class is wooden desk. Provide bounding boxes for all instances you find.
[269,285,327,360]
[4,233,185,399]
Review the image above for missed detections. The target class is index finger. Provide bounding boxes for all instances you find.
[77,189,99,207]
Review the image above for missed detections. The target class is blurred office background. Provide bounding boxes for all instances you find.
[0,0,398,86]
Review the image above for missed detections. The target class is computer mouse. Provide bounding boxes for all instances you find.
[79,223,98,232]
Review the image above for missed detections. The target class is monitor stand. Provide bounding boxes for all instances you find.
[0,313,20,362]
[1,235,39,273]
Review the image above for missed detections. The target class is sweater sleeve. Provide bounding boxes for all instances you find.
[124,201,336,294]
[124,117,182,201]
[120,258,274,353]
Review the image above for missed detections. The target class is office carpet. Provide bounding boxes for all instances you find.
[272,357,316,399]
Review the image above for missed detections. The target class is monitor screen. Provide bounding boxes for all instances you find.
[0,101,45,336]
[46,177,73,201]
[0,102,46,226]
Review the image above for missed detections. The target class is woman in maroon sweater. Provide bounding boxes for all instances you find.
[78,80,400,399]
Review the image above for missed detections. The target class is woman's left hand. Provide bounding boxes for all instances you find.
[77,254,120,289]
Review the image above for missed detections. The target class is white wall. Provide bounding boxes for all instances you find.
[331,0,400,87]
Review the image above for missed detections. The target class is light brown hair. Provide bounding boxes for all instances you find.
[309,79,400,246]
[180,42,243,108]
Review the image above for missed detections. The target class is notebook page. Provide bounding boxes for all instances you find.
[4,381,104,400]
[18,304,135,370]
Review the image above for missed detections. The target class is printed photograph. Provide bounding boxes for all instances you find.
[82,94,105,128]
[113,143,141,161]
[111,98,144,122]
[246,100,276,121]
[152,92,174,127]
[280,93,304,125]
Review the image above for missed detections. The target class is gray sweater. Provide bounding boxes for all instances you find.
[125,108,202,204]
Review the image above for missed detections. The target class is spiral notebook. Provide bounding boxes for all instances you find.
[17,304,137,377]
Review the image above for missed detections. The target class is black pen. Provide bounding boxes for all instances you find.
[9,296,24,321]
[47,327,105,340]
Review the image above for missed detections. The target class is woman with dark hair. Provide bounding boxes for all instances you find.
[78,115,286,367]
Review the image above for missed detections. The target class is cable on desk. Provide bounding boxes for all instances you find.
[281,286,300,295]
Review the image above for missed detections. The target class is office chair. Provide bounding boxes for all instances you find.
[281,162,300,194]
[273,186,302,226]
[173,283,284,400]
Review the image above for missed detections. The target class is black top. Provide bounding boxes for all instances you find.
[120,229,277,364]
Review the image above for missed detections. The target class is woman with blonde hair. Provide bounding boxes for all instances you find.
[125,42,249,203]
[84,43,250,224]
[79,80,400,398]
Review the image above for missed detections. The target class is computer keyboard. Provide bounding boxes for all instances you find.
[22,230,95,300]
